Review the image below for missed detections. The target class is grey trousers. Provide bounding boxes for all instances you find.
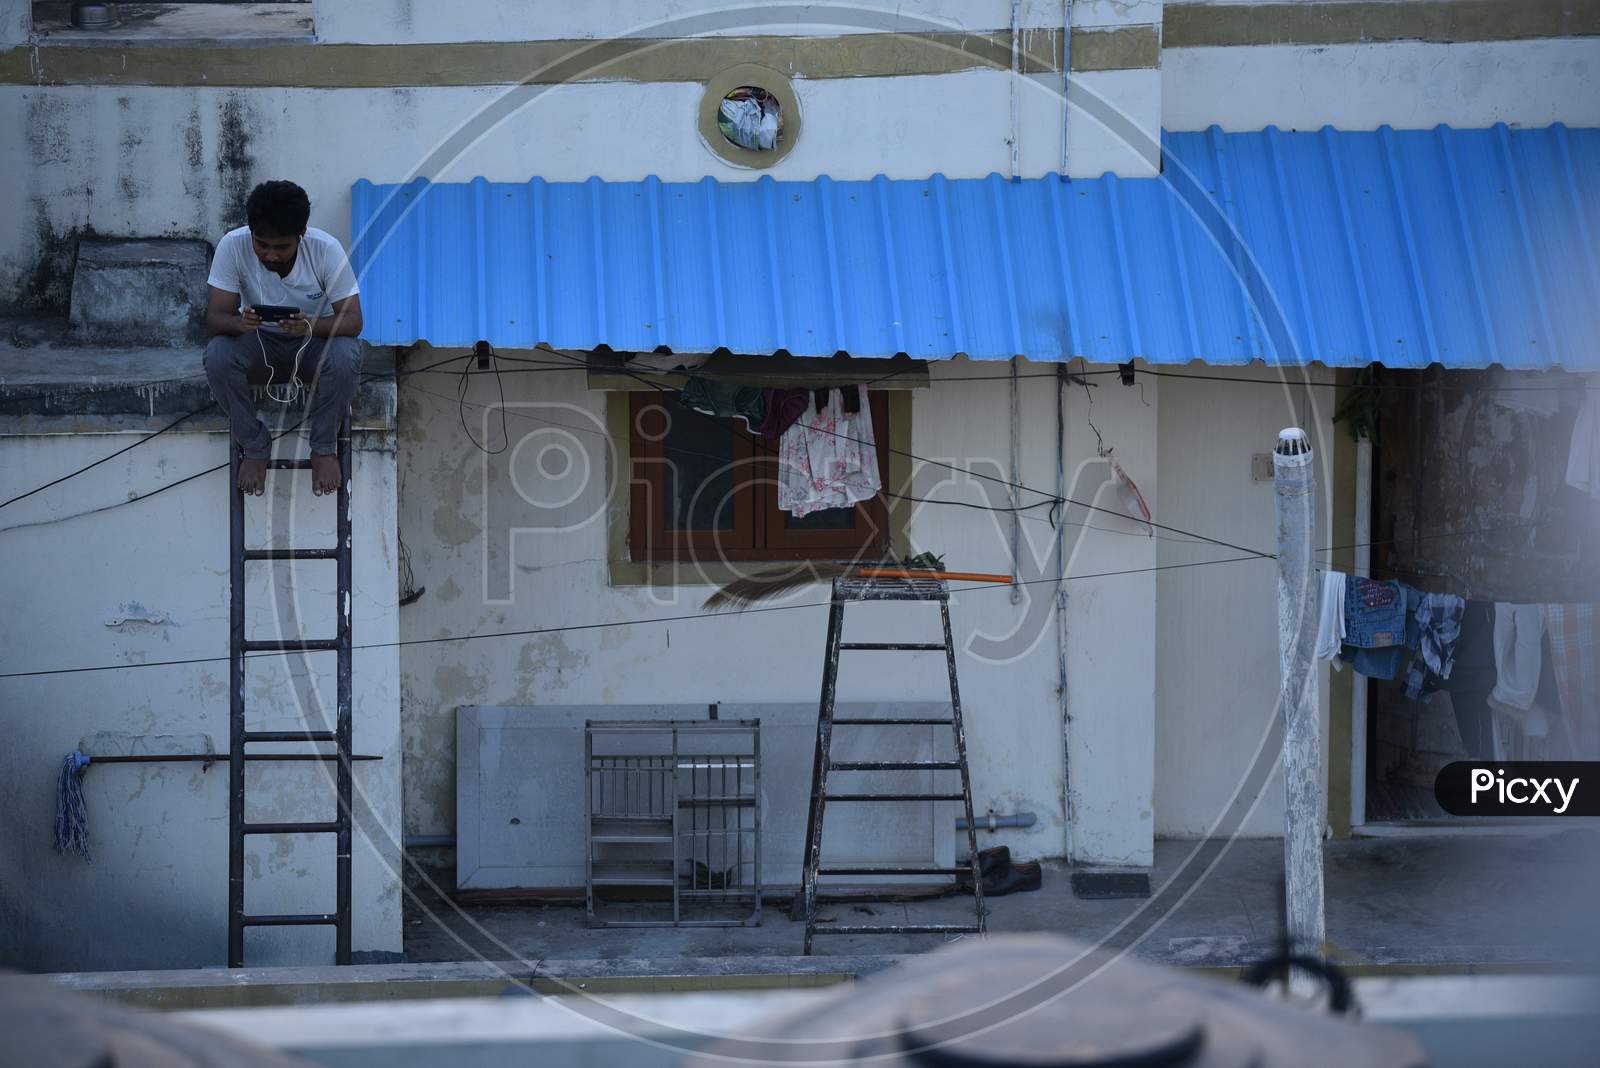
[203,331,363,458]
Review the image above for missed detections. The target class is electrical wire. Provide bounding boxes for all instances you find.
[0,551,1271,681]
[0,506,1581,681]
[0,414,306,534]
[0,402,215,511]
[3,347,1586,414]
[0,342,1573,557]
[538,347,1277,560]
[401,378,1224,547]
[257,319,317,405]
[456,352,510,455]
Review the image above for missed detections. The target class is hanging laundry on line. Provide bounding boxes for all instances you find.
[1314,571,1598,761]
[778,385,882,517]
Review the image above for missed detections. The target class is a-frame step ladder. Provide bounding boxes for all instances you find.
[796,571,986,954]
[227,421,354,967]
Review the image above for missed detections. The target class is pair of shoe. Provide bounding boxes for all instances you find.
[956,845,1043,897]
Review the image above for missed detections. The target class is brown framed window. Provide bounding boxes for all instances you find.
[628,390,890,563]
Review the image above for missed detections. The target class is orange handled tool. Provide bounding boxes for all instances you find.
[857,568,1014,584]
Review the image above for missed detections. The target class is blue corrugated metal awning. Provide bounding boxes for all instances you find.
[351,124,1600,369]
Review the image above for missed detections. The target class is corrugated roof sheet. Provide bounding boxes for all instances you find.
[351,123,1600,368]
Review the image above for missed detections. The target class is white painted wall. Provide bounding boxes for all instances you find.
[1163,38,1600,132]
[310,0,1147,44]
[1153,363,1336,838]
[0,427,403,971]
[0,0,26,47]
[397,357,1159,867]
[4,66,1154,313]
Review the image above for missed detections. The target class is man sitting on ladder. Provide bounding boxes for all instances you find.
[202,179,364,497]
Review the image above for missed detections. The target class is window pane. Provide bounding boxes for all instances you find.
[662,399,737,531]
[784,506,856,530]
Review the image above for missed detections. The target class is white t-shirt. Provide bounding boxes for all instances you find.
[207,226,360,331]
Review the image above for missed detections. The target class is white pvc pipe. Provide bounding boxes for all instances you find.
[1275,427,1326,982]
[1350,436,1372,829]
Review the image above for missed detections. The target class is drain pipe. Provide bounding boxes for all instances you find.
[1061,0,1072,174]
[1056,364,1073,860]
[404,834,456,850]
[958,812,1038,832]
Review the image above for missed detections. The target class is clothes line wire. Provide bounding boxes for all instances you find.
[0,507,1577,682]
[4,335,1585,512]
[0,551,1271,682]
[404,378,1211,546]
[1,350,1270,562]
[0,402,214,511]
[4,517,1585,682]
[537,347,1276,560]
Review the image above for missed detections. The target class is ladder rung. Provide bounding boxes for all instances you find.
[244,731,338,743]
[837,642,946,651]
[242,821,342,835]
[818,866,963,876]
[830,761,962,771]
[242,639,340,652]
[811,924,981,936]
[240,914,340,927]
[243,548,339,561]
[830,718,954,726]
[823,793,967,802]
[266,459,314,470]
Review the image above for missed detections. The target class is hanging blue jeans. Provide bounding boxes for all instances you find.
[1339,579,1417,681]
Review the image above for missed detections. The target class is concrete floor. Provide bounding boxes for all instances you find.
[404,830,1600,971]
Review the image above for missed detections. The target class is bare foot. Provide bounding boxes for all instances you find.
[238,457,268,496]
[311,452,342,496]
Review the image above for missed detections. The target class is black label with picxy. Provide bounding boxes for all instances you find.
[1435,762,1600,817]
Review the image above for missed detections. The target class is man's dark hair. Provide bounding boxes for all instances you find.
[245,180,311,237]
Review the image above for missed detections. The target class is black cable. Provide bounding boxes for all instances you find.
[403,378,1226,547]
[0,336,1570,523]
[0,341,442,516]
[0,356,461,532]
[456,354,510,455]
[1,343,1567,549]
[0,413,307,535]
[486,351,1596,392]
[538,347,1277,561]
[0,402,215,511]
[1075,357,1107,454]
[3,346,1586,413]
[0,551,1270,681]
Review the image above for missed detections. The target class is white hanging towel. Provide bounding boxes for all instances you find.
[1315,570,1347,662]
[777,386,882,517]
[1566,383,1600,499]
[1489,603,1550,739]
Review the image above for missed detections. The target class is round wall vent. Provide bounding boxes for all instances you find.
[699,65,801,169]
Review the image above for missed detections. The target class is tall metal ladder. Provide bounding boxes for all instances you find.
[227,420,354,967]
[797,571,986,953]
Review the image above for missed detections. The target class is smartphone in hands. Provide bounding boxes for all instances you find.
[251,304,302,322]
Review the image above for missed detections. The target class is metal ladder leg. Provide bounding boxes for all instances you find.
[228,441,246,968]
[334,419,354,965]
[227,419,355,967]
[801,577,983,950]
[799,597,845,953]
[942,600,986,935]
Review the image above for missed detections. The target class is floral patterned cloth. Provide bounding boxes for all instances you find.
[777,385,882,517]
[1544,603,1599,759]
